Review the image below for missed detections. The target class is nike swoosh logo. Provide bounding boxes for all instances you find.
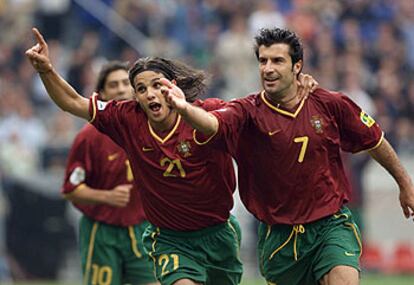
[268,129,281,136]
[344,251,356,256]
[142,147,154,152]
[107,153,119,161]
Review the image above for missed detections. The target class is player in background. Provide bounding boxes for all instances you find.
[26,28,243,285]
[62,61,158,285]
[160,27,414,285]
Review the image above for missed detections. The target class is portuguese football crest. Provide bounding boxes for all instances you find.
[177,141,192,157]
[310,115,324,134]
[360,111,375,127]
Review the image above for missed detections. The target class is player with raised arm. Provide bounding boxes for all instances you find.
[62,61,158,285]
[160,28,414,285]
[26,28,242,285]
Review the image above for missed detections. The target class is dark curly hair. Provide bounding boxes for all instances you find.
[254,28,304,73]
[129,57,208,103]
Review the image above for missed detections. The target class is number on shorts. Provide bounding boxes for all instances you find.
[91,264,112,285]
[158,254,179,276]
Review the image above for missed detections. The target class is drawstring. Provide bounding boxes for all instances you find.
[269,225,305,261]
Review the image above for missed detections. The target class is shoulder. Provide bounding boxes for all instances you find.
[229,92,261,107]
[72,124,98,145]
[95,98,140,112]
[310,87,351,107]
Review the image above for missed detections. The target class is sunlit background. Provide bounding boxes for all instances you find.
[0,0,414,284]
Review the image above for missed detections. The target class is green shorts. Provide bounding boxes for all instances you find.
[80,216,156,285]
[142,215,243,285]
[258,207,362,285]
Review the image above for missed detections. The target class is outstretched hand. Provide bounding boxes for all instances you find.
[399,183,414,221]
[297,73,319,100]
[160,78,190,113]
[25,28,53,73]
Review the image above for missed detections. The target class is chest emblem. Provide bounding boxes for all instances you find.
[310,115,324,134]
[177,141,192,158]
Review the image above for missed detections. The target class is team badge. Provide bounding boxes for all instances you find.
[97,100,108,110]
[69,166,86,185]
[310,115,324,134]
[360,111,375,127]
[177,141,192,157]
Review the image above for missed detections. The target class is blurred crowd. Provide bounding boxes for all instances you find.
[0,0,414,281]
[1,0,414,178]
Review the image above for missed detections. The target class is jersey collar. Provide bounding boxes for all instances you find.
[260,91,305,118]
[148,115,182,144]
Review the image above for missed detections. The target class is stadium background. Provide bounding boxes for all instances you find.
[0,0,414,284]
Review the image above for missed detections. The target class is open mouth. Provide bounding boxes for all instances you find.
[149,102,162,112]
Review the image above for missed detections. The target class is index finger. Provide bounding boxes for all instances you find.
[159,78,174,88]
[32,27,47,47]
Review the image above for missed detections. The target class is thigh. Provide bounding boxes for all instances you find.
[123,223,157,285]
[259,221,332,285]
[79,217,121,285]
[313,208,362,282]
[205,216,243,285]
[142,226,205,285]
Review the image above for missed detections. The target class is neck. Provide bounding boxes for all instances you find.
[149,109,178,132]
[265,83,299,109]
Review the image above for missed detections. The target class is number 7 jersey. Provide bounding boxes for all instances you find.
[89,95,236,231]
[206,88,383,225]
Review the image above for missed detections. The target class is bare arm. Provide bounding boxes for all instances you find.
[64,184,132,208]
[160,78,218,135]
[368,138,414,220]
[25,28,90,120]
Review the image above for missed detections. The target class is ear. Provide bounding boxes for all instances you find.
[171,79,177,85]
[293,60,303,75]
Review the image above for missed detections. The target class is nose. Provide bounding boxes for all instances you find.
[146,88,157,100]
[263,61,274,74]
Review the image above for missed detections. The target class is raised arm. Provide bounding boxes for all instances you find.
[368,138,414,220]
[160,78,219,136]
[25,28,90,120]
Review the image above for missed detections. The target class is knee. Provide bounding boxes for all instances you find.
[319,265,359,285]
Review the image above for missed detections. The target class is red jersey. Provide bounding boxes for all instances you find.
[88,95,235,231]
[62,124,146,226]
[207,88,383,225]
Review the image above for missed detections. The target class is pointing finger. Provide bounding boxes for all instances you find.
[32,27,47,47]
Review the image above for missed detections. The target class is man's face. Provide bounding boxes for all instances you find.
[133,70,173,126]
[100,69,133,101]
[258,43,301,98]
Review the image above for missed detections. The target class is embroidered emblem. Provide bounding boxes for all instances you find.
[69,166,85,185]
[97,100,108,110]
[360,111,375,127]
[268,129,281,136]
[310,115,324,134]
[177,141,192,157]
[107,153,119,161]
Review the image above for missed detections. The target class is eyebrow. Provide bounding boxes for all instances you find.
[135,77,161,86]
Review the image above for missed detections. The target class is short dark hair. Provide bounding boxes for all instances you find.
[129,57,208,102]
[254,28,304,71]
[95,61,129,92]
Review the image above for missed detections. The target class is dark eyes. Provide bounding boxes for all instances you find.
[136,81,162,93]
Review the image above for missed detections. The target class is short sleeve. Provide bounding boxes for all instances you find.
[335,93,383,153]
[88,94,125,147]
[61,134,89,195]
